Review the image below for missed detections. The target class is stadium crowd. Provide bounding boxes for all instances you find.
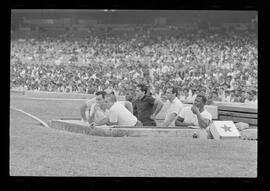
[10,26,258,104]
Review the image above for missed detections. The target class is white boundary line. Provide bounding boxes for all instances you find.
[13,97,87,101]
[10,106,49,128]
[13,96,125,101]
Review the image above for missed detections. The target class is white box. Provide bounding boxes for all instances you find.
[209,121,240,140]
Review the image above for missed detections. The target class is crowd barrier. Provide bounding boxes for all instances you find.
[48,119,257,139]
[11,90,257,126]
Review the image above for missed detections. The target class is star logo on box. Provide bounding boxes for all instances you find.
[220,124,232,132]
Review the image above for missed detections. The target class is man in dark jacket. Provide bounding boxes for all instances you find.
[133,84,163,126]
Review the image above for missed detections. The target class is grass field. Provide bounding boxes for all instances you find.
[10,93,257,177]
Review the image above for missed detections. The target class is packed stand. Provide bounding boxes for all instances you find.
[10,26,257,104]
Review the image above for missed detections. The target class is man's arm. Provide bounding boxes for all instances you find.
[191,106,211,129]
[152,99,164,117]
[124,101,133,114]
[162,113,177,127]
[95,117,110,126]
[175,116,195,127]
[87,104,97,124]
[195,113,211,129]
[106,109,119,126]
[89,116,110,128]
[106,121,118,126]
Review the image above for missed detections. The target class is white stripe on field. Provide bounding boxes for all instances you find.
[19,96,125,101]
[22,97,87,101]
[10,106,49,128]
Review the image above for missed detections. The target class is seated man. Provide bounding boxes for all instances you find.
[175,94,212,137]
[80,96,96,123]
[161,86,184,127]
[86,91,108,125]
[96,94,143,127]
[133,84,163,126]
[80,91,133,122]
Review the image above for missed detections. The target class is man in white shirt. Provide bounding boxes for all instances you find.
[102,94,143,127]
[175,94,212,133]
[80,91,133,123]
[161,86,184,127]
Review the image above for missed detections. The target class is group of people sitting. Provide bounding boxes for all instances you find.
[80,84,213,138]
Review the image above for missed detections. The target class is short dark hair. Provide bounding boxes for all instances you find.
[105,93,117,103]
[95,91,107,99]
[137,84,148,95]
[196,94,207,104]
[167,86,179,96]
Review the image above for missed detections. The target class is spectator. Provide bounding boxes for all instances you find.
[10,24,257,105]
[222,90,231,102]
[210,91,222,102]
[244,91,252,104]
[230,90,241,103]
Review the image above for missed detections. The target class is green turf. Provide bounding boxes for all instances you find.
[10,95,257,177]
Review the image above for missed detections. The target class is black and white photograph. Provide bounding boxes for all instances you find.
[10,9,258,177]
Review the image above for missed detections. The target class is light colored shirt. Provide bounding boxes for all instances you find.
[164,97,184,127]
[178,106,212,126]
[108,102,138,126]
[88,103,108,122]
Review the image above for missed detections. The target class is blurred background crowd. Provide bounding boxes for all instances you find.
[10,10,258,105]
